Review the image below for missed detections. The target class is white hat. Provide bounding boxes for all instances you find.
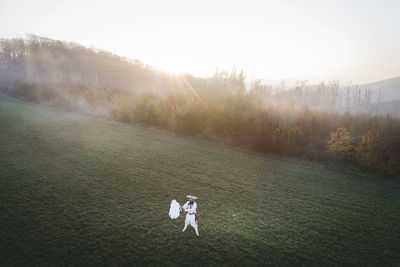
[186,195,198,200]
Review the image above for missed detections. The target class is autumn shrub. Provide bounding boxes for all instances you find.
[356,128,388,174]
[328,128,355,161]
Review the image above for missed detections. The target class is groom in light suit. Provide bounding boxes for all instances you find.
[182,195,199,236]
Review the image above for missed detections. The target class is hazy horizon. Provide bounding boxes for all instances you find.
[1,0,400,84]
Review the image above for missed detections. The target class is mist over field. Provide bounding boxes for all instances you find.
[0,35,394,115]
[1,35,399,177]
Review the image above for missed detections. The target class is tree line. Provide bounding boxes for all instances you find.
[1,35,398,177]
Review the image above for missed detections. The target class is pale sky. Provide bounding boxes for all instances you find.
[1,0,399,83]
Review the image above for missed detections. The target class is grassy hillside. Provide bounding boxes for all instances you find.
[0,94,399,266]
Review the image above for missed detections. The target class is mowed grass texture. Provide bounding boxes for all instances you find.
[0,95,399,266]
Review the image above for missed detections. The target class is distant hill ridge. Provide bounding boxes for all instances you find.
[361,76,400,102]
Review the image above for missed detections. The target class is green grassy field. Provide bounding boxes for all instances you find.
[0,94,399,266]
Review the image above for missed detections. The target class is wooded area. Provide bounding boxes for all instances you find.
[1,36,399,177]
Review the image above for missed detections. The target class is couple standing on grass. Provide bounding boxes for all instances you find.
[169,195,199,236]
